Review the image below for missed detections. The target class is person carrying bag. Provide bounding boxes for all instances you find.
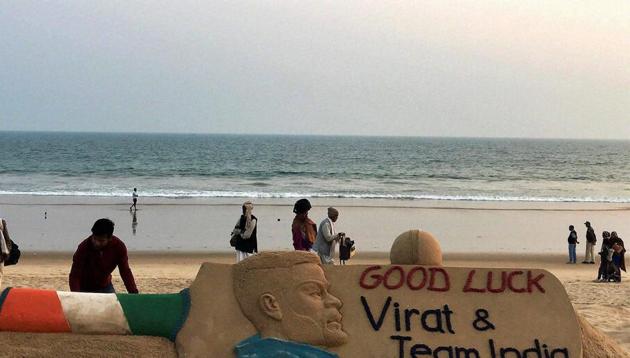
[0,218,18,288]
[232,202,258,263]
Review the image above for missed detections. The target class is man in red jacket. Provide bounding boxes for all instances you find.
[69,218,138,293]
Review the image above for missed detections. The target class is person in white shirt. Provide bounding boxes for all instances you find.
[313,207,344,265]
[130,188,138,212]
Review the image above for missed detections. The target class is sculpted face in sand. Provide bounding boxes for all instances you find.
[233,251,348,348]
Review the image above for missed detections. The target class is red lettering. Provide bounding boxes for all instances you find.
[383,266,405,289]
[463,270,485,292]
[406,267,428,290]
[428,268,450,292]
[359,266,383,289]
[507,271,526,293]
[359,265,452,291]
[487,271,507,293]
[527,271,545,293]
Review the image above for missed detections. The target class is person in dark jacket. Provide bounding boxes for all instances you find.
[583,221,596,264]
[567,225,578,264]
[233,201,258,262]
[69,218,138,293]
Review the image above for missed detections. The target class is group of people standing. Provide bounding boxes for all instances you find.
[231,198,353,265]
[567,221,626,282]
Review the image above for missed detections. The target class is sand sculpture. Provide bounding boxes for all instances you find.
[0,230,591,357]
[231,251,347,357]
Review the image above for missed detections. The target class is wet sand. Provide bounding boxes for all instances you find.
[2,195,630,253]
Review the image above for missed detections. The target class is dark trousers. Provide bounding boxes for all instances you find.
[597,260,610,280]
[92,282,116,293]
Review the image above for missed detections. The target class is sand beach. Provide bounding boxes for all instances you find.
[0,196,628,355]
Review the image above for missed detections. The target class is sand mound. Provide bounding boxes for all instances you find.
[0,332,176,357]
[389,229,442,266]
[579,313,629,358]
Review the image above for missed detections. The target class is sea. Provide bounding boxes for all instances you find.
[1,131,630,203]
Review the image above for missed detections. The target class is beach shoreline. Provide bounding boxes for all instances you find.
[2,194,630,254]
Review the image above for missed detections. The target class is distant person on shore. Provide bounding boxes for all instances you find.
[130,188,138,212]
[313,207,344,265]
[0,218,13,288]
[567,225,578,264]
[69,218,138,293]
[609,231,626,282]
[597,231,613,281]
[291,199,316,251]
[232,201,258,262]
[583,221,596,264]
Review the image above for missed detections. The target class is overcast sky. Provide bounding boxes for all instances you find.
[1,1,628,139]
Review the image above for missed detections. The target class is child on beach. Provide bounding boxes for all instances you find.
[339,235,355,265]
[597,231,613,281]
[567,225,579,264]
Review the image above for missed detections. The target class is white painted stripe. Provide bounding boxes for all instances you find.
[57,291,131,335]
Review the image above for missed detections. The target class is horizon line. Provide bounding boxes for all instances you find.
[1,129,629,142]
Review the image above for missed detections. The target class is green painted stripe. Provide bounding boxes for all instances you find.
[116,291,188,340]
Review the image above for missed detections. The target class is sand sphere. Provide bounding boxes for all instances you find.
[389,230,442,266]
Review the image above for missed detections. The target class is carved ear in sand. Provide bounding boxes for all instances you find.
[259,293,282,321]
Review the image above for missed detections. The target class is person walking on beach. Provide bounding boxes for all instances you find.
[232,201,258,262]
[0,218,13,288]
[567,225,579,264]
[313,207,345,265]
[583,221,596,264]
[291,199,316,251]
[609,231,626,282]
[130,188,138,212]
[69,218,138,293]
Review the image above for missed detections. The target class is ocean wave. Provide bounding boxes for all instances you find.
[1,190,630,203]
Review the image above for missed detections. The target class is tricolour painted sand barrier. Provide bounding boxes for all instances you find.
[0,287,189,341]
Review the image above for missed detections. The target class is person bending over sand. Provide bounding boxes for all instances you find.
[69,218,138,293]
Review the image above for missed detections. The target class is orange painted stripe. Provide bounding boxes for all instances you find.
[0,288,70,333]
